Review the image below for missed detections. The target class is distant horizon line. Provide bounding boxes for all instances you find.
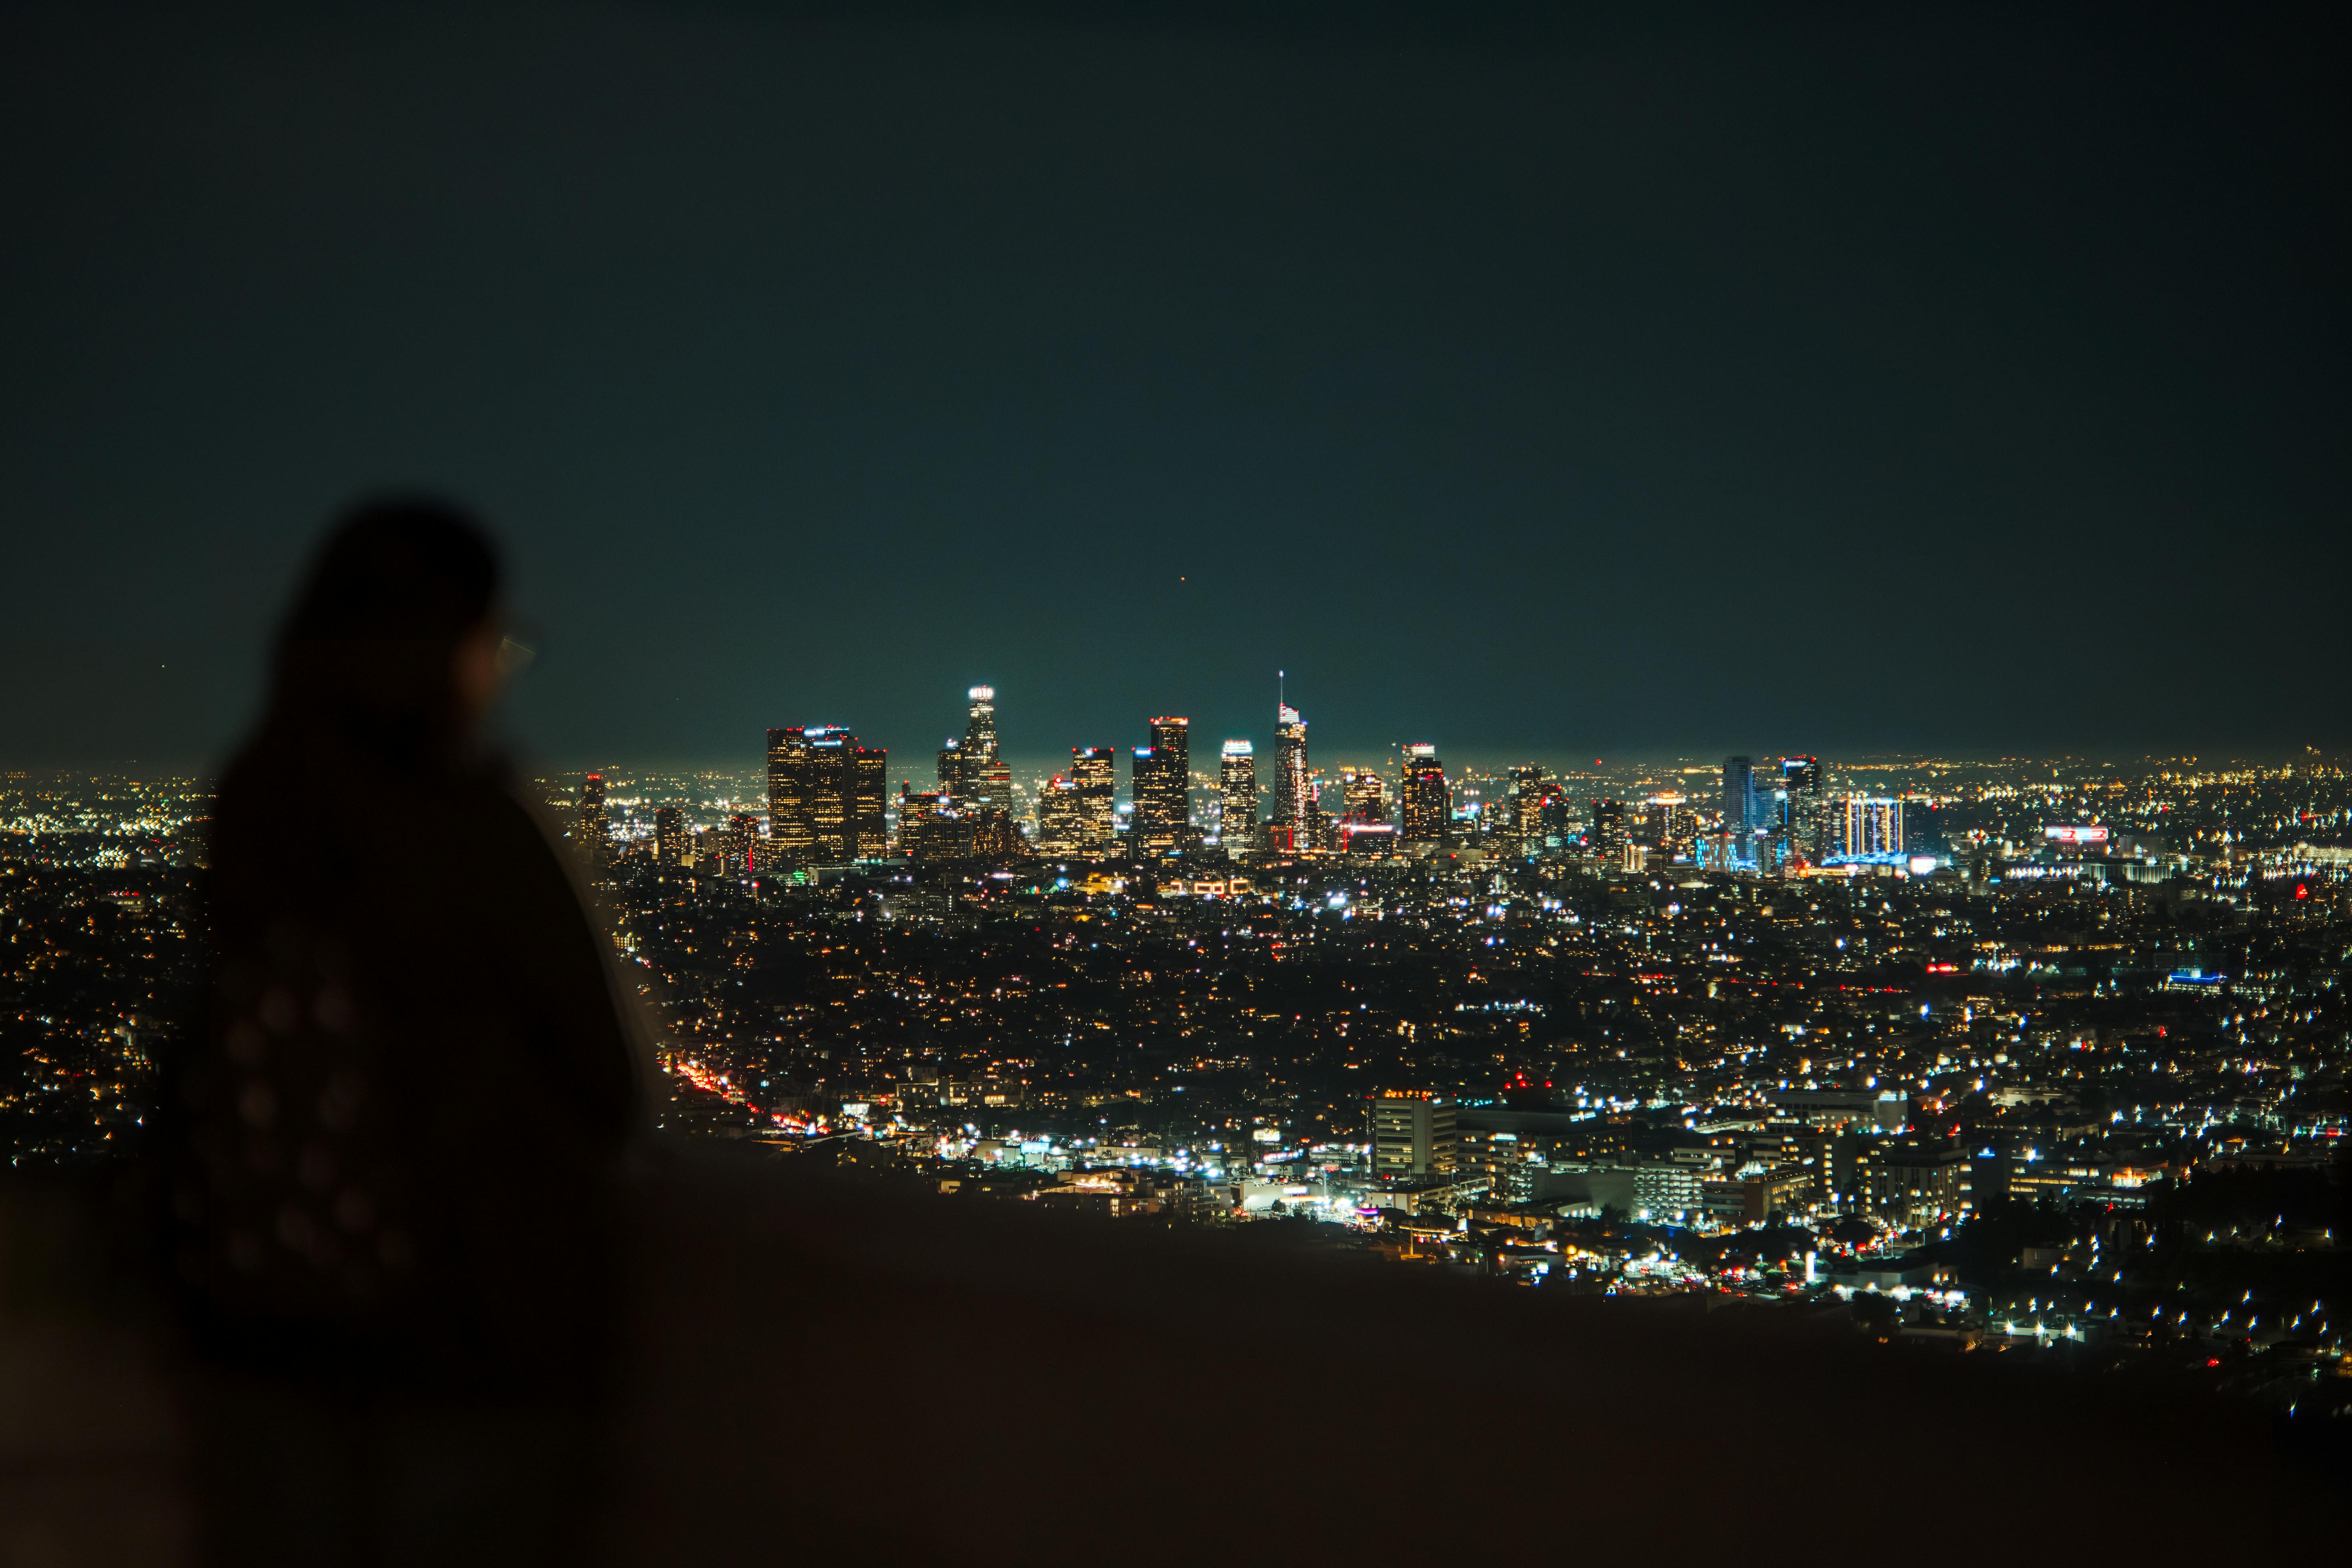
[9,746,2338,783]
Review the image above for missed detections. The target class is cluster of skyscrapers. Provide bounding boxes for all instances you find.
[570,684,1476,872]
[764,725,890,861]
[1573,757,1907,876]
[577,685,1913,876]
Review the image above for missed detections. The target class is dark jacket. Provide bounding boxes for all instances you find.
[166,736,640,1398]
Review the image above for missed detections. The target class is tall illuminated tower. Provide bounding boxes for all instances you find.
[849,744,889,859]
[723,812,760,876]
[766,729,814,864]
[1270,703,1310,839]
[654,806,688,867]
[1219,740,1259,849]
[1782,756,1827,858]
[1400,744,1449,843]
[1071,746,1117,852]
[1721,756,1757,838]
[577,774,610,864]
[961,686,1011,812]
[1590,798,1627,865]
[1133,716,1190,857]
[806,727,852,859]
[1035,777,1084,854]
[1507,765,1546,849]
[1341,767,1388,824]
[1644,793,1689,853]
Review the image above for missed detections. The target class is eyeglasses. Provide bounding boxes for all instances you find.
[496,616,544,679]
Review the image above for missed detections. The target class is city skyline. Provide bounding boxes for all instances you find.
[520,676,2352,786]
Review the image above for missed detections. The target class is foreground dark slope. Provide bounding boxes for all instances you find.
[1,1145,2336,1564]
[612,1149,2331,1560]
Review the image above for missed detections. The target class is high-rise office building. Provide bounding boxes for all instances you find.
[1341,767,1388,824]
[1369,1090,1459,1180]
[1129,745,1158,850]
[767,728,815,864]
[1069,746,1117,852]
[1132,716,1191,858]
[1722,757,1758,838]
[1337,769,1398,856]
[1508,765,1548,850]
[1644,793,1690,854]
[1035,776,1084,854]
[577,774,610,864]
[1218,740,1259,851]
[1841,796,1905,860]
[1782,756,1827,858]
[936,738,962,798]
[1539,790,1574,849]
[723,812,760,876]
[895,786,968,861]
[1270,704,1311,838]
[1305,786,1337,852]
[969,810,1024,860]
[805,728,853,859]
[849,744,888,859]
[1591,798,1627,866]
[654,806,689,867]
[961,687,1011,813]
[1400,744,1449,843]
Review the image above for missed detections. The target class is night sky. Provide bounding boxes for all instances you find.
[3,2,2344,775]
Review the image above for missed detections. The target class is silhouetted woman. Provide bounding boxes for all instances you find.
[162,499,642,1567]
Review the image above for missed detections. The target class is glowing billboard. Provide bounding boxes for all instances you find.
[2043,825,2109,846]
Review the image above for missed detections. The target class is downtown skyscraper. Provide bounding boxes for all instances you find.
[1132,716,1191,858]
[654,805,689,867]
[1590,798,1629,868]
[1400,743,1448,844]
[1269,703,1310,846]
[577,773,610,864]
[1507,764,1548,852]
[1783,756,1828,859]
[1722,756,1760,838]
[958,686,1012,812]
[1034,776,1084,855]
[766,728,814,863]
[1071,746,1117,852]
[1219,740,1259,850]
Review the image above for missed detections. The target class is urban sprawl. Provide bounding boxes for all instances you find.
[4,689,2348,1419]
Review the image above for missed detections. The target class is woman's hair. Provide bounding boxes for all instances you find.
[267,496,503,763]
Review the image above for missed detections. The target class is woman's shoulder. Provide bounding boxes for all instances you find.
[444,769,600,912]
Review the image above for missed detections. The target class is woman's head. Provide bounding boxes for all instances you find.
[270,497,506,760]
